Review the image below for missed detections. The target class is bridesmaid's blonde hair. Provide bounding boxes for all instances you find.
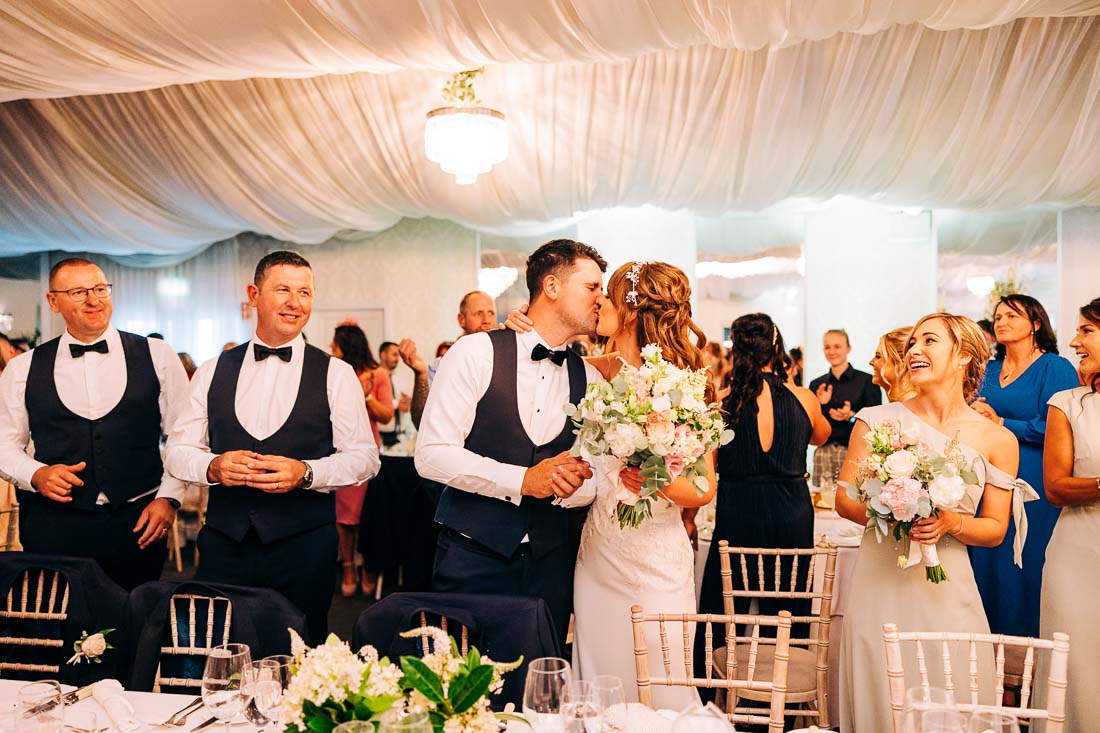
[905,313,990,402]
[878,326,916,402]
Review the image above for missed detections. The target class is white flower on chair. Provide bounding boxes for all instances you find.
[67,628,114,665]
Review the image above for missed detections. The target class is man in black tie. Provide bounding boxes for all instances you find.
[0,258,189,590]
[165,251,379,641]
[415,240,606,645]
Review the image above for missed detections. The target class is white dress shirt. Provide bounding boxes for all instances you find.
[0,327,190,503]
[415,328,601,506]
[164,334,380,491]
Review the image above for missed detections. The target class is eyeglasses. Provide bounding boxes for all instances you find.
[48,284,112,302]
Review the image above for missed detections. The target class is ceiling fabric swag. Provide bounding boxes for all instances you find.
[0,17,1099,256]
[0,0,1098,101]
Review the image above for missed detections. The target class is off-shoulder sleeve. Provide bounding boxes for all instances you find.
[981,458,1039,568]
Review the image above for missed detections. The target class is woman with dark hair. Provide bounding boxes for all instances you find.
[330,323,393,596]
[969,294,1079,637]
[696,314,830,671]
[1040,296,1100,733]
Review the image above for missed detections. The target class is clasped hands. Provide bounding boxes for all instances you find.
[207,450,306,493]
[521,452,593,499]
[814,384,854,421]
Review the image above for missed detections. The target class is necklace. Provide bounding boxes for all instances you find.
[1000,347,1039,383]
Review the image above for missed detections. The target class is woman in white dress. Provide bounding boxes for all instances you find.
[1040,297,1100,733]
[835,313,1035,732]
[507,261,716,709]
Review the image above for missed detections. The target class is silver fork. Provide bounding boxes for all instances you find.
[159,697,203,727]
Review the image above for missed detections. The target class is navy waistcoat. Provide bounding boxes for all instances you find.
[25,331,163,510]
[205,342,336,544]
[434,329,588,559]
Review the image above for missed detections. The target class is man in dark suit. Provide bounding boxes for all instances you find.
[165,251,379,641]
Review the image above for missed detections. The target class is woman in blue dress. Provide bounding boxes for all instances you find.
[970,294,1080,636]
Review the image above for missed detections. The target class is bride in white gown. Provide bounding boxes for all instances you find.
[509,260,717,709]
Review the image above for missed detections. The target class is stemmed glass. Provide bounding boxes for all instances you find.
[523,657,573,732]
[560,680,602,733]
[901,687,957,733]
[201,643,253,732]
[920,709,967,733]
[17,681,62,733]
[588,675,626,732]
[966,711,1022,733]
[246,658,287,731]
[376,710,433,732]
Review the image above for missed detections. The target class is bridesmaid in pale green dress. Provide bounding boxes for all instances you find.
[836,313,1035,733]
[1040,298,1100,733]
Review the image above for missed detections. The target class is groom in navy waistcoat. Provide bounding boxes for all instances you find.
[415,239,607,646]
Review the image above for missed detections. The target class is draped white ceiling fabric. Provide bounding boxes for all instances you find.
[2,0,1099,101]
[0,5,1099,256]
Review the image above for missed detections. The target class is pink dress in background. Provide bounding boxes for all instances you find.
[335,366,391,525]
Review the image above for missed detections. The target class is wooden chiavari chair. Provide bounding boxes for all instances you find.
[715,541,838,728]
[882,623,1070,733]
[153,593,233,692]
[0,568,69,675]
[630,604,792,733]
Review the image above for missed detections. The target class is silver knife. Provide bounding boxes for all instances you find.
[23,683,96,717]
[191,717,252,731]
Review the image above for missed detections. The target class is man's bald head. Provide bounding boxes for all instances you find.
[458,291,497,335]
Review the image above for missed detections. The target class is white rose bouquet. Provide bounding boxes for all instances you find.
[841,418,980,583]
[565,344,733,529]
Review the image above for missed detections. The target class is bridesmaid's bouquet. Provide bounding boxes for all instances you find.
[841,418,981,583]
[565,344,733,529]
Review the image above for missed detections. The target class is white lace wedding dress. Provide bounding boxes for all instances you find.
[572,456,700,710]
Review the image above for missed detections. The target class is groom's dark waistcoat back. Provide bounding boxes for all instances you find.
[434,329,587,559]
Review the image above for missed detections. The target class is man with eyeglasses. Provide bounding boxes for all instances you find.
[0,258,190,590]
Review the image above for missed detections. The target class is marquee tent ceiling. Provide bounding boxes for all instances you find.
[0,1,1098,257]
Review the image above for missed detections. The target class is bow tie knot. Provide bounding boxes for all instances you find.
[253,343,292,362]
[531,343,567,366]
[69,340,108,358]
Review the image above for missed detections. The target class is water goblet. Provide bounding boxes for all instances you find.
[560,680,602,733]
[376,710,433,733]
[966,711,1022,733]
[523,657,572,733]
[202,642,253,732]
[17,681,62,733]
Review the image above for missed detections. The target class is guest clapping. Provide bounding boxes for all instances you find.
[1040,297,1100,733]
[969,294,1079,637]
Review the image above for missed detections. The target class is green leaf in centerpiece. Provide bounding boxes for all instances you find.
[693,475,709,494]
[448,664,495,713]
[363,694,400,715]
[400,656,446,704]
[306,717,336,733]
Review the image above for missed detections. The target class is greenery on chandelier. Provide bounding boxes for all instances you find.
[441,68,485,106]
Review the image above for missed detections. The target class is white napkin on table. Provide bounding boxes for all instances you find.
[92,679,142,732]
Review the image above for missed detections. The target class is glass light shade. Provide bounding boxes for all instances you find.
[425,106,508,184]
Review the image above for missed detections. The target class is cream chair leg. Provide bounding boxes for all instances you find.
[169,515,183,572]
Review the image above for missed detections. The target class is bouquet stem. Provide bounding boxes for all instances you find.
[920,543,949,584]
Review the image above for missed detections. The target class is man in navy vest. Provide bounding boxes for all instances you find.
[416,239,607,646]
[165,251,379,642]
[0,258,190,590]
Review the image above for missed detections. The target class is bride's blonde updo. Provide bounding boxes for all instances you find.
[905,313,990,403]
[606,262,710,394]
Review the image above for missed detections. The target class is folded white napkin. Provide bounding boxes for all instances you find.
[92,679,142,732]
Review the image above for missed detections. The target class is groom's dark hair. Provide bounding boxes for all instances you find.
[525,239,606,301]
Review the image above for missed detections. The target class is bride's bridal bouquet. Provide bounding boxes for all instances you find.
[565,344,733,529]
[841,418,981,583]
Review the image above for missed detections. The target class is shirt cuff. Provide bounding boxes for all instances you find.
[13,458,47,491]
[488,463,526,505]
[155,475,187,504]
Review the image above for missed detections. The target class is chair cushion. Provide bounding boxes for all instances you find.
[711,644,818,695]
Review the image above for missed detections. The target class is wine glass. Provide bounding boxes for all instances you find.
[17,681,62,733]
[376,710,433,732]
[246,658,285,731]
[202,642,253,732]
[334,722,378,733]
[588,675,625,732]
[920,708,966,733]
[966,711,1022,733]
[901,687,956,733]
[560,680,602,733]
[523,657,572,732]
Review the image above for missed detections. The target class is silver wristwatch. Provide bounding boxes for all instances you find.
[301,462,314,489]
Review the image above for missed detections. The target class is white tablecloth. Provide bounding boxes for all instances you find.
[693,510,862,725]
[0,679,220,732]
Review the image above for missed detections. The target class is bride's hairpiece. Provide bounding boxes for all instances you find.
[625,262,645,306]
[772,324,778,346]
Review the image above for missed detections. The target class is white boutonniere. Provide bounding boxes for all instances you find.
[67,628,114,665]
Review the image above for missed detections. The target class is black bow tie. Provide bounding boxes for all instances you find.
[254,343,292,362]
[69,340,108,358]
[531,343,567,366]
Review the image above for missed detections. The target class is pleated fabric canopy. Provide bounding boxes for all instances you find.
[0,0,1098,255]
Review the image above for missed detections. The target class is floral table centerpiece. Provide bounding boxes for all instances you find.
[281,627,524,733]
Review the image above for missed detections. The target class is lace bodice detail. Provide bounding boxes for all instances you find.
[576,456,695,591]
